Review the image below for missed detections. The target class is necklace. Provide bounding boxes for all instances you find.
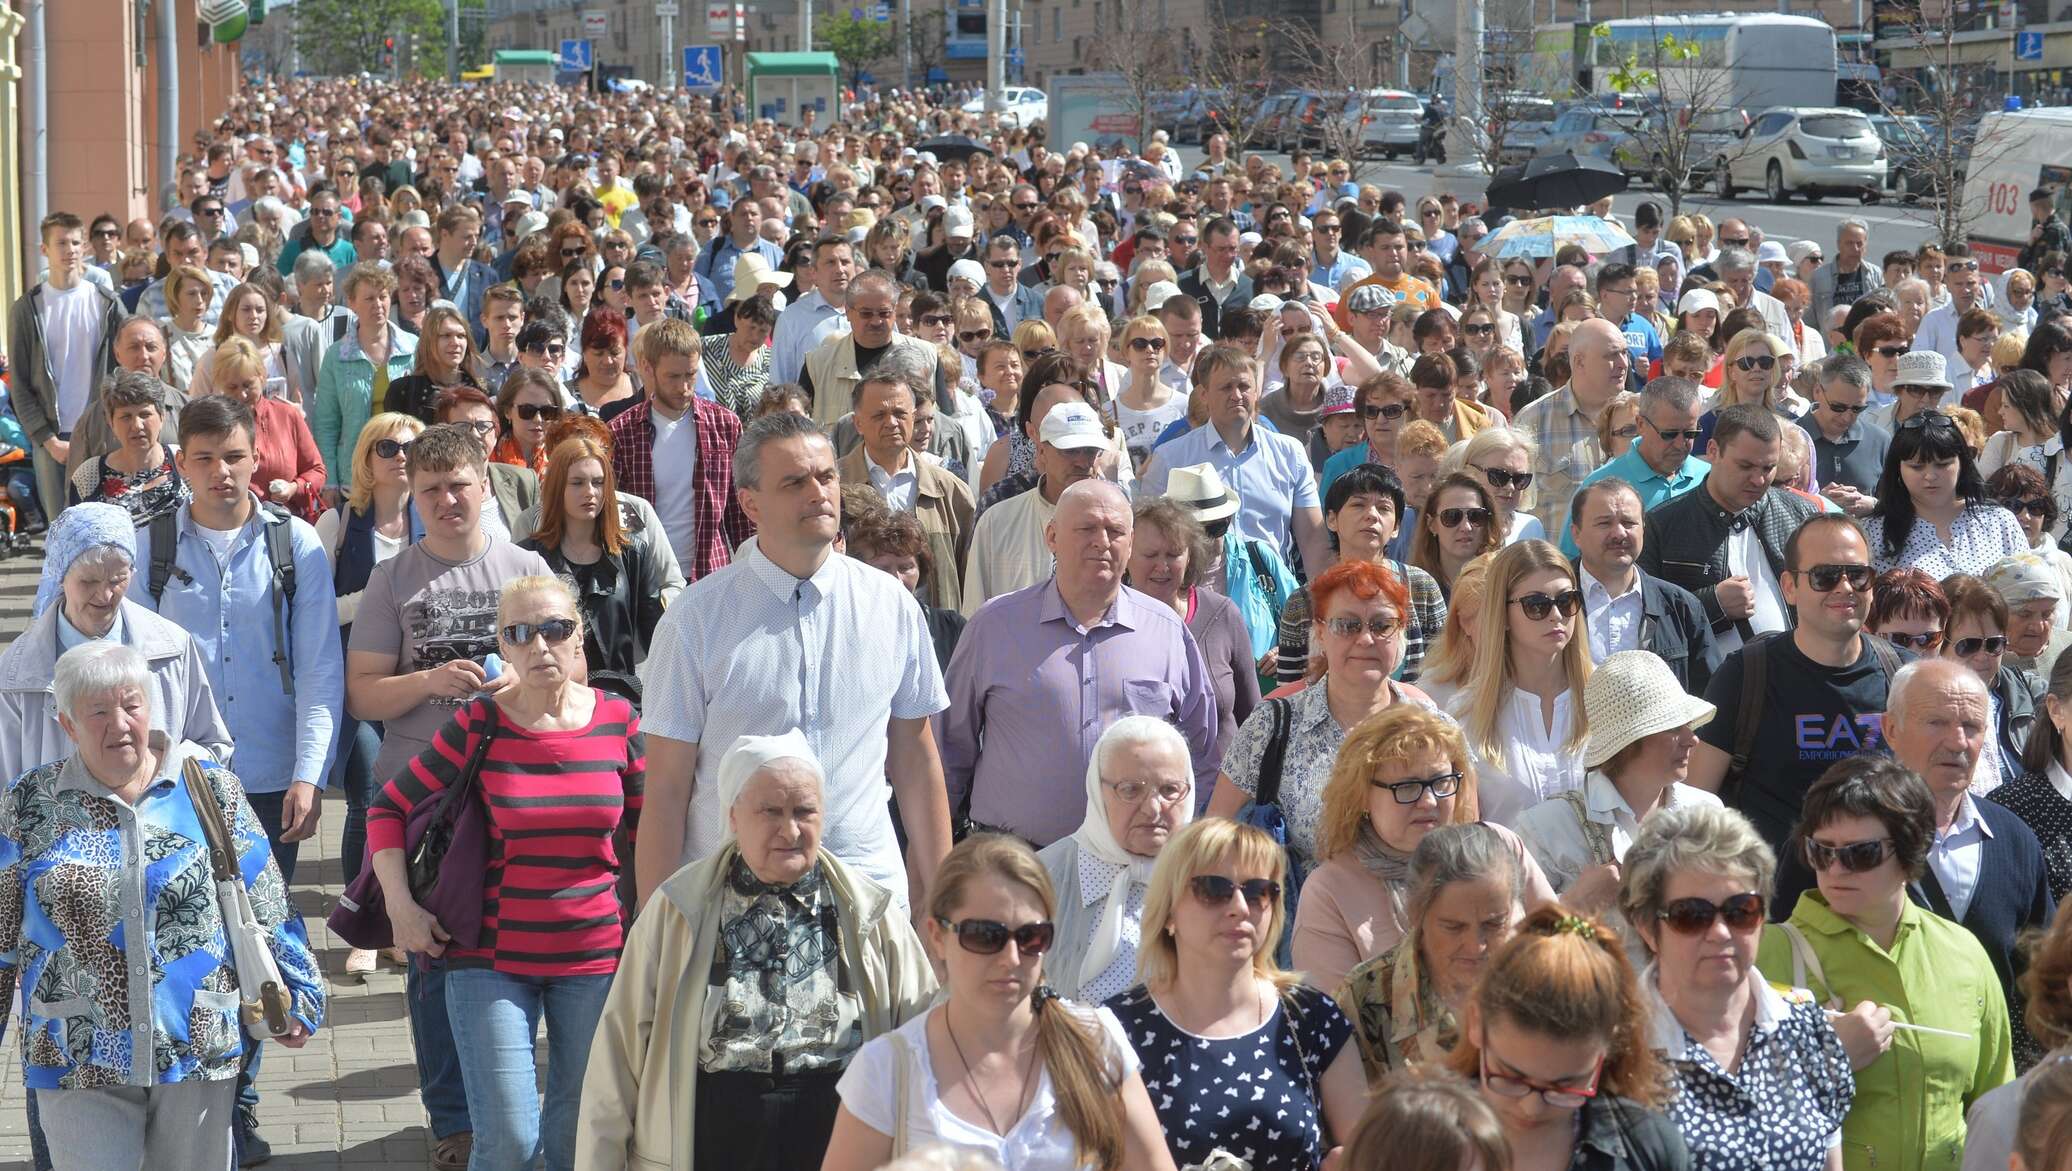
[943,1011,1037,1138]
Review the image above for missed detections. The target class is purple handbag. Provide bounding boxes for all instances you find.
[328,704,499,952]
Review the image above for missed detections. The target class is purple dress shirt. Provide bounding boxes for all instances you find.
[937,578,1221,846]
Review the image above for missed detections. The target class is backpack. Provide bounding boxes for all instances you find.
[148,503,299,691]
[1722,631,1901,807]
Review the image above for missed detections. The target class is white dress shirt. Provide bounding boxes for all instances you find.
[866,449,920,513]
[1514,771,1722,895]
[1580,565,1644,662]
[1451,686,1589,828]
[1927,791,1993,921]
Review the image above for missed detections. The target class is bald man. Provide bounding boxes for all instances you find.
[1511,317,1633,534]
[1043,282,1083,331]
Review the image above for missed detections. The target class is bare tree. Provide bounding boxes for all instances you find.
[905,8,949,88]
[1865,11,2020,248]
[1597,22,1749,216]
[1190,8,1291,155]
[1083,0,1186,148]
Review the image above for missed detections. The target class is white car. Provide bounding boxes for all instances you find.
[1715,106,1885,203]
[960,87,1048,128]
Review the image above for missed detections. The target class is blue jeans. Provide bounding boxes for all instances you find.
[444,968,613,1171]
[410,960,473,1139]
[331,717,380,890]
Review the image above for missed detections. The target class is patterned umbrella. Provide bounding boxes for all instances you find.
[1480,215,1637,260]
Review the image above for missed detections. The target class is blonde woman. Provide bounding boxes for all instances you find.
[188,282,292,402]
[1058,302,1128,403]
[1595,391,1641,461]
[1455,427,1544,544]
[1448,540,1591,827]
[1703,329,1800,452]
[162,265,222,392]
[1112,315,1184,471]
[1013,318,1058,362]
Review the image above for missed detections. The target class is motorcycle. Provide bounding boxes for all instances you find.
[1413,106,1449,165]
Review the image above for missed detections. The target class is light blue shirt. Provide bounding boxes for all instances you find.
[771,290,850,385]
[128,503,343,792]
[1142,421,1320,559]
[1928,790,1992,921]
[136,268,239,325]
[1557,447,1711,557]
[697,234,784,304]
[1310,252,1372,292]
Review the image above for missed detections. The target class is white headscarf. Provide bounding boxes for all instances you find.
[716,729,823,841]
[1070,716,1195,989]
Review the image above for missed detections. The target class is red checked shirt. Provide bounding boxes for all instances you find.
[606,397,755,581]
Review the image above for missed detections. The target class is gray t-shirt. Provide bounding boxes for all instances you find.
[350,538,553,781]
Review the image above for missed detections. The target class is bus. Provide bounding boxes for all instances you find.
[1537,14,1840,112]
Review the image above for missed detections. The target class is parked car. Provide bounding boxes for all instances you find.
[1489,94,1559,166]
[1716,106,1884,203]
[1613,106,1749,191]
[959,86,1048,128]
[1341,89,1427,159]
[1536,105,1645,165]
[1871,112,1968,202]
[1282,91,1337,151]
[1249,92,1305,150]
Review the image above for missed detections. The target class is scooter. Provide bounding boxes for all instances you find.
[1413,110,1448,165]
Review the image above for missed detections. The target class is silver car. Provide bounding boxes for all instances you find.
[1490,94,1558,166]
[1344,90,1426,159]
[1717,106,1884,203]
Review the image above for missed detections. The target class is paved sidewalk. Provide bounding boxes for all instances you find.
[0,547,447,1170]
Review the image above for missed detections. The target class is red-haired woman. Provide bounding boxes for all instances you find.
[517,434,667,695]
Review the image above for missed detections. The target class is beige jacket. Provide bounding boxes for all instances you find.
[837,444,976,611]
[574,844,939,1171]
[804,331,939,429]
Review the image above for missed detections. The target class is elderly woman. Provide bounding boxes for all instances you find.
[1058,303,1128,404]
[1297,705,1553,995]
[578,729,936,1171]
[1036,717,1197,1003]
[70,370,189,527]
[1514,651,1724,915]
[1756,755,2014,1170]
[1126,500,1258,773]
[373,575,645,1171]
[0,503,230,784]
[0,641,324,1169]
[702,294,778,420]
[1619,803,1855,1169]
[1865,410,2027,577]
[1336,824,1527,1081]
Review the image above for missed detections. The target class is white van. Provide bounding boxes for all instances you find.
[1958,107,2072,273]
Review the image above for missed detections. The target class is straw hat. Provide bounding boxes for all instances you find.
[1581,651,1717,770]
[1164,463,1240,523]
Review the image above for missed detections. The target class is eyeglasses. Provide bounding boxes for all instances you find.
[1103,778,1191,805]
[1189,875,1282,910]
[1954,635,2008,656]
[373,437,415,459]
[1804,837,1897,874]
[1438,506,1493,529]
[1823,400,1868,415]
[1323,615,1401,640]
[1316,223,1343,234]
[1734,354,1777,372]
[2003,496,2052,518]
[1796,562,1873,592]
[1012,201,1041,211]
[1656,892,1766,935]
[1871,344,1910,358]
[1718,236,1751,248]
[1948,260,1979,272]
[958,329,993,343]
[918,313,954,327]
[1612,423,1640,439]
[455,420,496,436]
[986,258,1020,271]
[524,341,568,357]
[514,403,563,422]
[935,917,1056,956]
[561,248,586,260]
[1511,589,1582,620]
[1883,630,1943,651]
[1641,416,1704,441]
[1898,412,1958,434]
[92,227,120,238]
[1128,336,1167,352]
[1359,402,1408,421]
[607,278,626,290]
[1479,1046,1604,1110]
[501,617,579,646]
[695,217,721,228]
[1464,322,1496,336]
[1372,771,1462,805]
[1479,466,1533,491]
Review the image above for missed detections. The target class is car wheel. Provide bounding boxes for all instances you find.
[1767,161,1791,202]
[1894,170,1912,202]
[1715,159,1737,200]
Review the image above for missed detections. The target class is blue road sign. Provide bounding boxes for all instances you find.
[683,44,723,91]
[2018,30,2044,61]
[873,2,890,17]
[559,38,593,71]
[850,6,864,17]
[1006,46,1023,67]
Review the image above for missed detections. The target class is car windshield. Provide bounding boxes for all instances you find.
[1802,114,1872,138]
[1373,95,1422,111]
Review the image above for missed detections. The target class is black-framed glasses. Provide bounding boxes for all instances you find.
[1797,563,1873,592]
[456,420,496,436]
[918,313,954,327]
[1512,590,1582,620]
[514,403,563,422]
[501,617,578,646]
[1372,771,1462,805]
[1464,322,1497,336]
[1804,837,1897,874]
[1955,635,2008,656]
[1438,506,1493,529]
[958,329,993,343]
[1718,236,1751,249]
[1479,1045,1604,1110]
[1734,354,1777,372]
[373,437,415,459]
[935,917,1055,956]
[1172,235,1199,247]
[561,248,586,260]
[92,226,121,238]
[1871,344,1910,358]
[1359,402,1408,421]
[1657,892,1766,935]
[1884,630,1943,651]
[1480,466,1533,491]
[1323,615,1401,640]
[1103,778,1191,805]
[1128,336,1166,352]
[1504,274,1533,287]
[1823,400,1868,415]
[1640,415,1704,441]
[695,217,722,228]
[2003,496,2052,518]
[524,341,568,357]
[987,258,1019,270]
[1189,875,1281,909]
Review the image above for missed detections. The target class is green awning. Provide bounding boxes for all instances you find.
[745,51,840,75]
[495,50,562,66]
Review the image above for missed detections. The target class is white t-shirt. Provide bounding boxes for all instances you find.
[1112,385,1188,470]
[41,281,105,432]
[650,406,700,566]
[836,1004,1139,1171]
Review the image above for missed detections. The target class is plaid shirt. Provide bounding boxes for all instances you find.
[1510,384,1609,538]
[607,398,754,582]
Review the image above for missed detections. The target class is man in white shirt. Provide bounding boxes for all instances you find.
[1716,247,1798,355]
[1914,252,1988,371]
[963,397,1108,614]
[1155,292,1203,393]
[7,212,122,519]
[771,236,856,385]
[1573,480,1647,661]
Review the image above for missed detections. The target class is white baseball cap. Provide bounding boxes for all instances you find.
[1040,402,1109,451]
[945,206,976,240]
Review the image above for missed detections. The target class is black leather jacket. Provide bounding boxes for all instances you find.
[519,533,668,685]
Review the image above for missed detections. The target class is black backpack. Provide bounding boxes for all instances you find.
[1722,631,1901,807]
[147,504,300,691]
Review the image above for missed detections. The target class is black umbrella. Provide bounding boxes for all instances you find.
[1484,151,1628,211]
[918,134,993,162]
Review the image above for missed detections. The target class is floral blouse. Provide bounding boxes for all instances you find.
[1335,929,1457,1083]
[0,741,325,1089]
[1864,504,2028,578]
[70,446,189,529]
[699,855,861,1075]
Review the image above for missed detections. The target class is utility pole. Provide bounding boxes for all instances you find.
[663,4,676,90]
[902,0,913,88]
[801,0,813,51]
[1447,0,1485,170]
[447,0,460,82]
[987,0,1006,108]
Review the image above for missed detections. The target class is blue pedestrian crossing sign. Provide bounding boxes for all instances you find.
[2018,30,2045,61]
[559,38,593,71]
[683,45,723,92]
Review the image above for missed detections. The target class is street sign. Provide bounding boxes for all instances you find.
[558,38,593,71]
[708,1,743,39]
[655,0,680,14]
[683,44,723,91]
[872,1,890,17]
[2018,30,2044,61]
[1006,46,1023,67]
[582,12,610,36]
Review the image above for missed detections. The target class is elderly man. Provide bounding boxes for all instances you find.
[1042,283,1083,331]
[1801,354,1891,510]
[839,372,975,610]
[801,270,939,431]
[1513,318,1631,536]
[964,396,1110,613]
[1558,376,1710,558]
[772,236,858,385]
[1809,219,1884,329]
[940,479,1218,845]
[1715,247,1798,352]
[1569,478,1718,693]
[1142,342,1331,575]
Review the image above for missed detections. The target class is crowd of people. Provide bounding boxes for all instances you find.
[9,68,2072,1171]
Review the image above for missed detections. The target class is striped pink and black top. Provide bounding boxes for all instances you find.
[368,692,646,977]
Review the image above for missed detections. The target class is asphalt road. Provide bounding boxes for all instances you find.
[1175,146,1954,262]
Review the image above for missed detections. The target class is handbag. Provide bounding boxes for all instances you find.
[180,756,295,1039]
[1234,697,1308,969]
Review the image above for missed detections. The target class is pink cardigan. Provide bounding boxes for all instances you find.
[1290,822,1558,996]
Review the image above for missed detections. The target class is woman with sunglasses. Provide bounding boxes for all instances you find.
[372,574,647,1171]
[1410,473,1504,600]
[1453,540,1591,828]
[822,834,1174,1171]
[1443,904,1686,1171]
[1617,803,1855,1169]
[1755,754,2014,1170]
[1336,820,1531,1081]
[1595,391,1641,463]
[491,368,562,476]
[1108,818,1363,1171]
[383,305,487,425]
[1864,408,2026,577]
[1938,574,2037,790]
[1699,330,1799,453]
[1113,316,1183,473]
[1299,701,1552,997]
[1319,374,1415,498]
[1457,427,1542,544]
[1490,259,1535,348]
[1852,312,1914,405]
[315,411,423,977]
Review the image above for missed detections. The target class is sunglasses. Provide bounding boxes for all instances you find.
[1324,615,1401,639]
[1955,635,2008,656]
[1173,235,1199,247]
[1642,416,1704,441]
[1128,336,1166,352]
[1613,423,1640,439]
[501,617,579,646]
[1797,562,1873,592]
[987,258,1019,269]
[1656,892,1766,935]
[1479,1046,1604,1110]
[1872,344,1910,358]
[1481,467,1533,491]
[1823,400,1868,415]
[373,437,415,459]
[1733,354,1777,372]
[1718,236,1751,248]
[1012,201,1041,211]
[1360,402,1408,421]
[1438,506,1493,529]
[1898,411,1959,434]
[936,917,1055,956]
[918,313,954,327]
[1373,771,1463,805]
[1189,874,1282,910]
[1512,589,1582,620]
[1504,274,1533,287]
[561,249,586,260]
[1883,630,1943,651]
[2003,496,2052,518]
[1804,837,1897,874]
[525,342,568,356]
[92,227,121,239]
[696,218,721,228]
[958,329,993,343]
[514,403,563,422]
[1464,322,1497,336]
